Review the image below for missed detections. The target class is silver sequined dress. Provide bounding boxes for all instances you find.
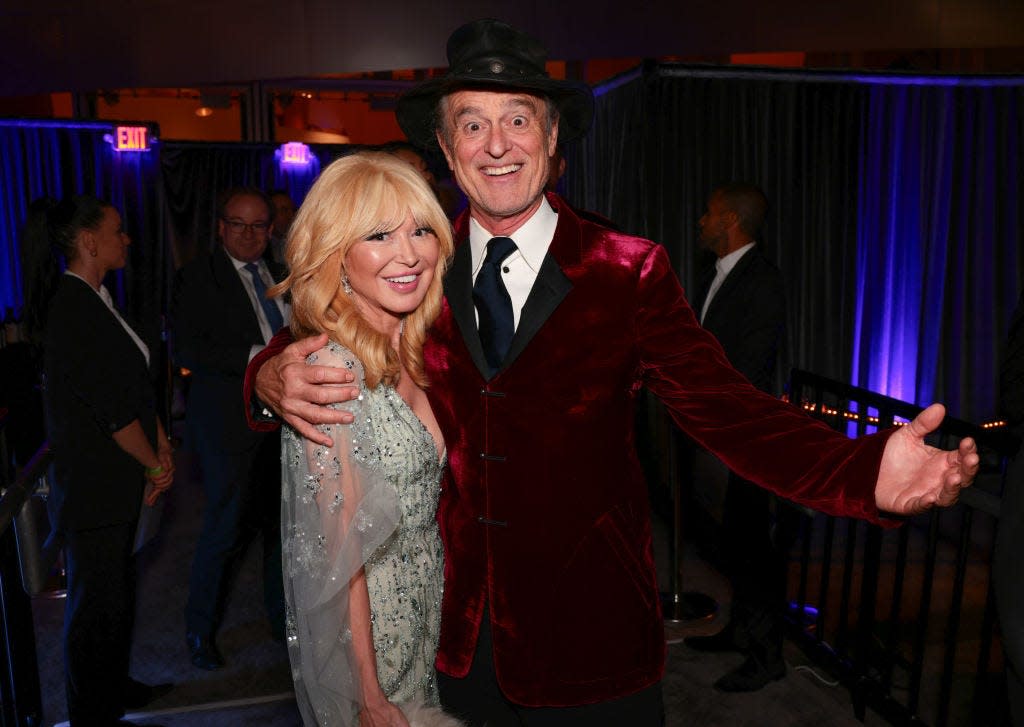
[281,341,445,726]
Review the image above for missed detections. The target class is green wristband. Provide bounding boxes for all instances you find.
[146,465,164,477]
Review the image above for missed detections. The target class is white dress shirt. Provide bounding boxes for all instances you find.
[469,199,559,332]
[224,252,291,359]
[700,242,755,324]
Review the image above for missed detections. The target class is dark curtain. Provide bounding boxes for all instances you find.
[159,142,352,269]
[0,120,164,348]
[565,65,1024,423]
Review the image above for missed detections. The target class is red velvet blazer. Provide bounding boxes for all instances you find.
[247,194,893,707]
[421,194,891,706]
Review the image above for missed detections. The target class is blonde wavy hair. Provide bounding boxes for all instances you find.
[269,151,454,389]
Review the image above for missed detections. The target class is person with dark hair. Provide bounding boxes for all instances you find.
[173,186,289,670]
[380,140,466,220]
[684,183,791,691]
[245,20,978,726]
[22,194,174,726]
[265,188,293,267]
[379,140,439,187]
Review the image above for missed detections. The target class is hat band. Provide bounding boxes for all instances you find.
[453,55,548,81]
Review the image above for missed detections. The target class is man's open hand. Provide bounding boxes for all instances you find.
[875,403,979,515]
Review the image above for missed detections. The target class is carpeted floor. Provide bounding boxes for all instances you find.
[26,423,874,726]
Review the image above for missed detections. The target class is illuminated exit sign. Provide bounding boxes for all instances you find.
[279,142,312,165]
[113,126,150,151]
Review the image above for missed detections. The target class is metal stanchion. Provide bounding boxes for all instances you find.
[662,427,717,643]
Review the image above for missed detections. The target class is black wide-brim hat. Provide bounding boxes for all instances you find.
[396,19,595,150]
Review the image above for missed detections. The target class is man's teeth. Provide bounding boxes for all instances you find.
[387,274,417,283]
[484,164,522,176]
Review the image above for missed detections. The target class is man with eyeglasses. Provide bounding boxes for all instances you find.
[172,187,289,670]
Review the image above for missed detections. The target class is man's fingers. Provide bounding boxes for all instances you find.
[279,362,354,391]
[287,378,359,406]
[906,402,946,439]
[959,438,980,478]
[285,397,354,425]
[308,365,356,385]
[285,333,330,361]
[282,411,335,447]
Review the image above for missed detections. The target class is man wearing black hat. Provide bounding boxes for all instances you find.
[245,19,977,726]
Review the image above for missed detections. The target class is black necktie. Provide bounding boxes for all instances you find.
[473,236,518,372]
[244,262,284,336]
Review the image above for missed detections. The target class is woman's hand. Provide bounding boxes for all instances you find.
[144,457,174,504]
[156,440,175,480]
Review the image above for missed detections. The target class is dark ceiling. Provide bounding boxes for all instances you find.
[2,0,1022,98]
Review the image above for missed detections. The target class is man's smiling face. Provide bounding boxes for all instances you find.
[438,89,558,236]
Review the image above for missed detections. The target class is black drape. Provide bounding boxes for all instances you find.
[564,65,1024,422]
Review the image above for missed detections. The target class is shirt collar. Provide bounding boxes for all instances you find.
[225,249,263,273]
[469,198,558,277]
[64,269,110,304]
[715,241,756,277]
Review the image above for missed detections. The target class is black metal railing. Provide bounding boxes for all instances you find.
[786,369,1017,726]
[0,413,51,727]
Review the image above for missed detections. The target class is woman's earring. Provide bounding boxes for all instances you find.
[341,274,353,295]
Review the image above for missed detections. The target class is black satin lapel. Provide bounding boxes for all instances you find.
[501,252,572,371]
[444,243,491,378]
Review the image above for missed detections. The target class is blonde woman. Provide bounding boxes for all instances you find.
[271,153,458,727]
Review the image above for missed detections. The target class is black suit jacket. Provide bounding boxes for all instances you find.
[692,246,786,393]
[173,247,284,453]
[44,275,157,530]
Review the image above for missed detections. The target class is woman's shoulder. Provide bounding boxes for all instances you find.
[46,276,100,333]
[306,339,366,381]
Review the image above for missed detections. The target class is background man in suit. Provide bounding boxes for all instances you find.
[685,183,793,692]
[264,189,295,267]
[244,20,978,727]
[173,187,288,670]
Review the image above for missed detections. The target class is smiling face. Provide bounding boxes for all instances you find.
[219,193,271,263]
[437,89,558,236]
[344,213,441,336]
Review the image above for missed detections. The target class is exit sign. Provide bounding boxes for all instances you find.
[279,142,312,165]
[113,126,150,151]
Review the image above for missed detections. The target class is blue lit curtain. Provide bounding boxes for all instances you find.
[852,81,1024,419]
[0,120,164,344]
[566,66,1024,423]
